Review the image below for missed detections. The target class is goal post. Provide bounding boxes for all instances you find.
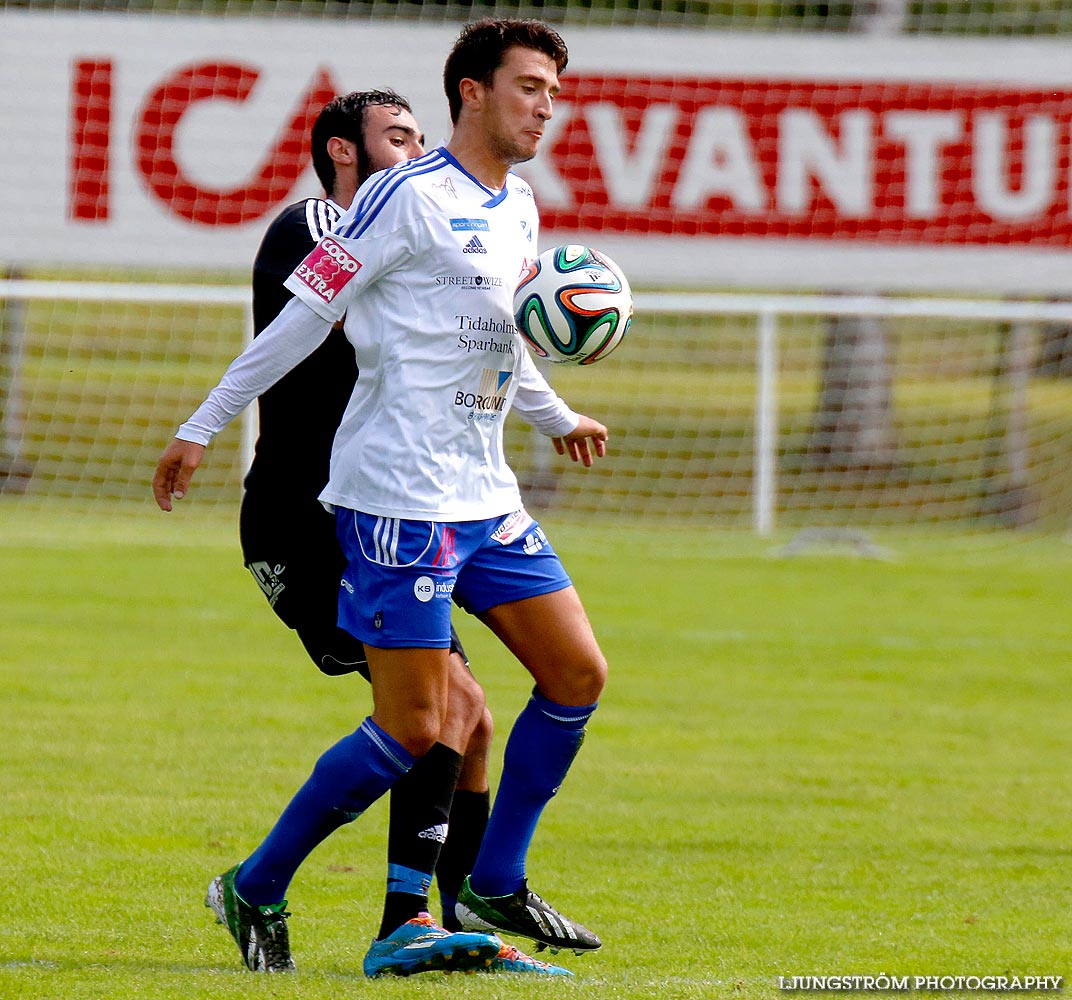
[620,292,1072,536]
[2,278,1070,539]
[0,279,255,513]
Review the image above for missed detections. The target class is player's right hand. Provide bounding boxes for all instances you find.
[552,414,609,468]
[152,438,205,511]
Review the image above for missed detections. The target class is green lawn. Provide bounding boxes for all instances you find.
[2,507,1070,999]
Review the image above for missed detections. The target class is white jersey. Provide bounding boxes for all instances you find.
[177,146,578,521]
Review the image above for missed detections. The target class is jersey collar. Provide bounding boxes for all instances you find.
[438,147,510,209]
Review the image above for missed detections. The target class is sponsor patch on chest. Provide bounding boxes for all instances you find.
[451,218,490,232]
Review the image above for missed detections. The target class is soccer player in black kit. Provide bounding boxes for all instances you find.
[222,89,568,977]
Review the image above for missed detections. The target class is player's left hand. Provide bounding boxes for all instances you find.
[553,415,608,467]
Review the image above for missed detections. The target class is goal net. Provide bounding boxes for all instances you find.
[3,281,1071,538]
[0,282,252,514]
[513,295,1072,536]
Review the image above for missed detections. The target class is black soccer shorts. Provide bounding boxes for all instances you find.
[239,492,467,678]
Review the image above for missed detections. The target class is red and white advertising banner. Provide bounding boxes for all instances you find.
[3,12,1072,293]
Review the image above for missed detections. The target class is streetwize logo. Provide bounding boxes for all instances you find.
[436,274,503,291]
[293,237,361,303]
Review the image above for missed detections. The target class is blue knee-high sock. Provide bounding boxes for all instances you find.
[235,718,414,906]
[469,689,596,898]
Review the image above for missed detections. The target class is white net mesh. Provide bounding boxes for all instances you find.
[0,284,250,510]
[508,297,1072,533]
[4,283,1071,536]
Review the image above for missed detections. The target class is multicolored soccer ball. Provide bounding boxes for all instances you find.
[514,245,632,365]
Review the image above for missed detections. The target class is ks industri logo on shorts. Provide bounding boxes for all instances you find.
[413,576,453,603]
[294,237,361,303]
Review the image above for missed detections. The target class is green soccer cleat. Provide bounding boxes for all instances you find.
[455,876,602,955]
[363,913,502,978]
[205,864,296,973]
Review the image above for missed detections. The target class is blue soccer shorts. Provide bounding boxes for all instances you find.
[335,507,572,649]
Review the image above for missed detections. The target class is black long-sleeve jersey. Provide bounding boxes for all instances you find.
[242,198,357,503]
[238,197,469,674]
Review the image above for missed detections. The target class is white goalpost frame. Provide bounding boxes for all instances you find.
[0,278,259,494]
[634,293,1072,536]
[2,279,1072,534]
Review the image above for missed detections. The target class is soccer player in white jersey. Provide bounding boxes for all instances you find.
[154,18,608,976]
[233,89,564,977]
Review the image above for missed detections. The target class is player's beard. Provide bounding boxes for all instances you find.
[487,130,540,167]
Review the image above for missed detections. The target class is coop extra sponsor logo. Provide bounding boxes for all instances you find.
[293,237,361,303]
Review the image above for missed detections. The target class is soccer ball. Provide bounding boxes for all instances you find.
[514,245,632,365]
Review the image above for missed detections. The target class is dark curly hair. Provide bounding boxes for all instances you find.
[311,88,413,193]
[443,18,568,125]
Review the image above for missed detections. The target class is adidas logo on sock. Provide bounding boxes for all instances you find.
[462,235,487,254]
[417,823,449,843]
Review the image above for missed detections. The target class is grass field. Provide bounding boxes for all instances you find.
[2,506,1070,999]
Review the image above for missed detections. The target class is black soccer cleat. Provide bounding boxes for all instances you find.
[455,876,601,955]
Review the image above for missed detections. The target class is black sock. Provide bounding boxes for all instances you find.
[436,788,490,930]
[378,742,463,939]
